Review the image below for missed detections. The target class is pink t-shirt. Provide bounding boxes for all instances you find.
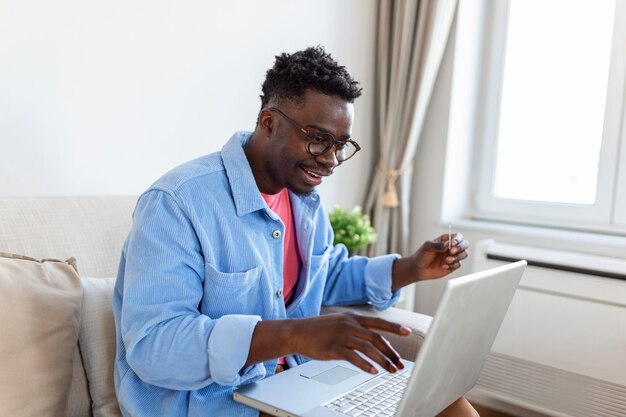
[261,188,302,304]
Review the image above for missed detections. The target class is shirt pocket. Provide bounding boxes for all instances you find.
[201,263,263,316]
[307,245,331,283]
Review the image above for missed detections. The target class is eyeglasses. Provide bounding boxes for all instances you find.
[269,107,361,163]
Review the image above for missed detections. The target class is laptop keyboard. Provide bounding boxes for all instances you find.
[323,369,409,416]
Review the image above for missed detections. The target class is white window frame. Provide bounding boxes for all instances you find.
[470,0,626,235]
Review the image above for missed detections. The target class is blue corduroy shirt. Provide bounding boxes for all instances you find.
[113,131,401,416]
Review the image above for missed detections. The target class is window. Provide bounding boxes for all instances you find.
[472,0,626,234]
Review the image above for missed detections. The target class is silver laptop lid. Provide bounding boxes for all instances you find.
[396,260,527,417]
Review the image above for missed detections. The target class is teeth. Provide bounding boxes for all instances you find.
[304,168,321,178]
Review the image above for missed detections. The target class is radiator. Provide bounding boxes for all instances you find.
[469,240,626,417]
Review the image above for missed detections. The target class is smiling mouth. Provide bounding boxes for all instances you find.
[304,168,323,178]
[301,166,329,185]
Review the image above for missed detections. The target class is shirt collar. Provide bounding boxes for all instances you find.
[221,132,265,217]
[221,131,321,217]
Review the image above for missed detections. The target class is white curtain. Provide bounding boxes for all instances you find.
[364,0,458,257]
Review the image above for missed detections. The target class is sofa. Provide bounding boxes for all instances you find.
[0,196,432,417]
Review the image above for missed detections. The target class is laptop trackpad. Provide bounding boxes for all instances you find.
[306,366,359,385]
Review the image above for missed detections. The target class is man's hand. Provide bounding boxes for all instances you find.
[292,313,410,374]
[245,313,411,374]
[392,233,469,290]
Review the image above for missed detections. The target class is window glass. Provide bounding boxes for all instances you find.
[493,0,615,205]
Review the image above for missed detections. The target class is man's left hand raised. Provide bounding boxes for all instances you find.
[391,233,469,290]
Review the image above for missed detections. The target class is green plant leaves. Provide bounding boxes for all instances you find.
[328,206,377,252]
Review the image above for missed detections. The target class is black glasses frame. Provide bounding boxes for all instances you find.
[269,107,361,162]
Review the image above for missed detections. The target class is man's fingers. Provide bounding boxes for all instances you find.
[442,238,468,252]
[450,241,469,255]
[368,333,404,370]
[296,315,410,369]
[448,261,461,270]
[446,250,469,265]
[339,315,406,371]
[349,324,403,369]
[431,238,451,252]
[351,339,399,373]
[448,233,468,250]
[354,315,411,336]
[345,349,379,374]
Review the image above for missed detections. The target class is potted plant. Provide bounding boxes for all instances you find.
[328,206,377,254]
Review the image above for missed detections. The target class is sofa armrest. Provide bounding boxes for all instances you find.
[320,305,432,361]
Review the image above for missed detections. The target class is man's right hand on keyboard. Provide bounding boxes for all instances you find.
[246,312,411,374]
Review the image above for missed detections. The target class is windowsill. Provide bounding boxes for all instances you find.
[448,218,626,259]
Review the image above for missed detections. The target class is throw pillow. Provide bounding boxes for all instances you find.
[78,276,122,417]
[0,252,82,417]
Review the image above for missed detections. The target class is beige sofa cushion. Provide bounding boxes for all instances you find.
[0,253,82,417]
[66,346,92,417]
[79,277,121,417]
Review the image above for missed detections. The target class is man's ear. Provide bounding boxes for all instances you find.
[258,108,275,137]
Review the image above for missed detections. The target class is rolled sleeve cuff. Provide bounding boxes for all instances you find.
[364,254,402,310]
[207,314,262,386]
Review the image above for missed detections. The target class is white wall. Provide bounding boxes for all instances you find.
[0,0,377,210]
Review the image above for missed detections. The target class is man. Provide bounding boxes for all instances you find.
[113,46,477,417]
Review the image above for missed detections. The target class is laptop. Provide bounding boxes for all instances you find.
[234,260,527,417]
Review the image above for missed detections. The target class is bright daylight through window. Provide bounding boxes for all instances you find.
[474,0,626,233]
[494,1,613,204]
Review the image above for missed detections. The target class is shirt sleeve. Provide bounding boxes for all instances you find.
[120,190,263,390]
[363,253,403,309]
[319,207,402,310]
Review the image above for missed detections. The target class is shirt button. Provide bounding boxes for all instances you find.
[276,289,283,298]
[272,230,282,239]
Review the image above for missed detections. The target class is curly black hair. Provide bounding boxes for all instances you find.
[260,46,362,109]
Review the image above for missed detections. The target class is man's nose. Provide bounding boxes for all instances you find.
[314,147,339,169]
